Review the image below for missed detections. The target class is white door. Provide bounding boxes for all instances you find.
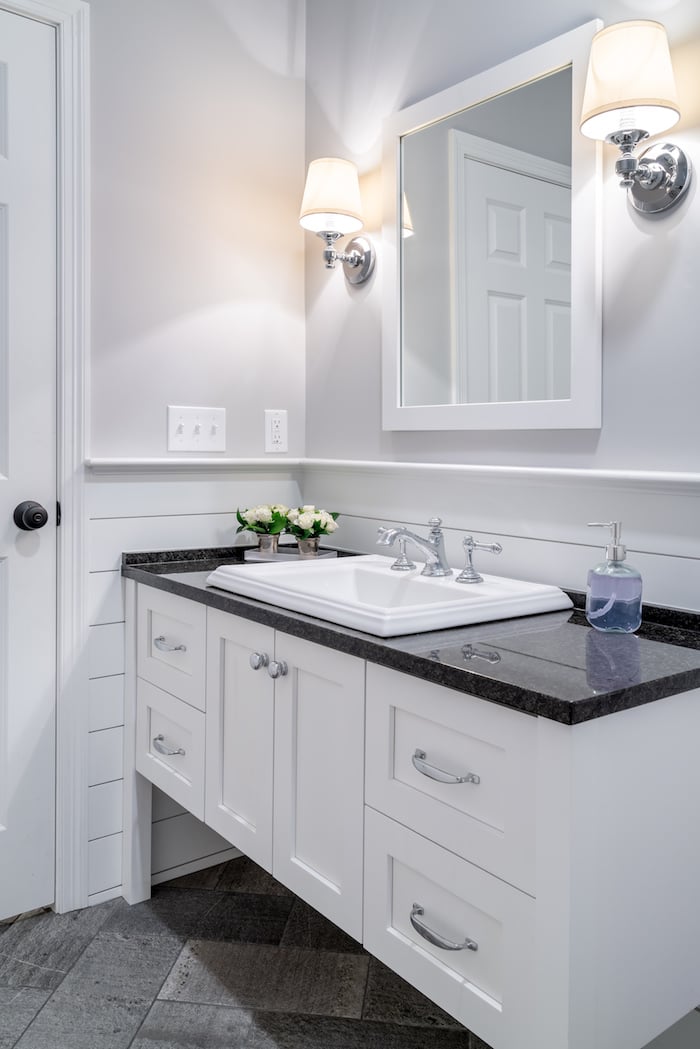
[0,10,57,920]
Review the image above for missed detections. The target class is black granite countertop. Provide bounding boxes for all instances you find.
[122,546,700,725]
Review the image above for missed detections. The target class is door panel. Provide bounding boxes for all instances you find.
[0,10,57,919]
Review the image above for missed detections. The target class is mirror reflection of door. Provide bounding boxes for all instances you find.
[451,132,571,404]
[400,65,573,410]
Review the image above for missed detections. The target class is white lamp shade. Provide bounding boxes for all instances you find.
[580,20,680,140]
[299,157,364,235]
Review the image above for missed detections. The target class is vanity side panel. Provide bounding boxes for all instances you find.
[563,691,700,1049]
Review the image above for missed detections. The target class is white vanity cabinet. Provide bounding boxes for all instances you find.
[205,606,365,939]
[125,578,700,1049]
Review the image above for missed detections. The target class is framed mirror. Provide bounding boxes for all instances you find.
[382,21,602,431]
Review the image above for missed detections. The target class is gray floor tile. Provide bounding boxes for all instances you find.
[213,857,294,897]
[280,898,366,954]
[160,940,369,1018]
[245,1013,474,1049]
[99,889,226,943]
[362,956,464,1029]
[0,899,119,990]
[197,892,294,943]
[14,930,183,1049]
[0,987,52,1048]
[131,999,253,1048]
[101,888,293,946]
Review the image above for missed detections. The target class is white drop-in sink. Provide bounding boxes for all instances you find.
[206,554,572,637]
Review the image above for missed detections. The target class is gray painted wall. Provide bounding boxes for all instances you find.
[304,0,700,472]
[90,0,307,459]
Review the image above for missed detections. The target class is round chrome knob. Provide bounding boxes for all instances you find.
[249,652,269,671]
[14,501,49,531]
[267,660,288,679]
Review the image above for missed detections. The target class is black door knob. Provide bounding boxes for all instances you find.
[14,501,49,531]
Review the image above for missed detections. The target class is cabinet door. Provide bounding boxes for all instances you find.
[273,635,365,940]
[205,608,275,871]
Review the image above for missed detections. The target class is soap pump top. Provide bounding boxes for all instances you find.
[591,520,626,562]
[585,521,642,633]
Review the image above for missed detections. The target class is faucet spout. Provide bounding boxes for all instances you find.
[376,518,452,577]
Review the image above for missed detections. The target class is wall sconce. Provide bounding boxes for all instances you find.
[299,157,375,285]
[580,19,692,215]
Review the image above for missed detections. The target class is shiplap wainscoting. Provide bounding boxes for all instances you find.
[306,461,700,613]
[85,463,303,903]
[84,458,700,903]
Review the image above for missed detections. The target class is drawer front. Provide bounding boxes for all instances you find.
[365,662,536,893]
[137,586,206,709]
[136,678,205,820]
[364,807,536,1049]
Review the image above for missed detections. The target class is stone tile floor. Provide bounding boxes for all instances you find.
[0,856,491,1049]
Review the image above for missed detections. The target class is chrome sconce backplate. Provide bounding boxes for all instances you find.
[342,237,375,285]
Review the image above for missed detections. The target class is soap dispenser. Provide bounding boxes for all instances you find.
[586,522,642,632]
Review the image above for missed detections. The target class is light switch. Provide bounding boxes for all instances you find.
[167,406,226,452]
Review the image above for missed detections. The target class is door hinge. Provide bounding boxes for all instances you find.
[56,501,61,526]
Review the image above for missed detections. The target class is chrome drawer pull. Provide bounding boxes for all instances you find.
[412,748,480,785]
[153,734,186,757]
[410,904,478,953]
[249,651,270,671]
[153,635,186,653]
[267,660,288,679]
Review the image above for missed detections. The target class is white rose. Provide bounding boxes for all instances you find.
[298,512,315,529]
[271,504,288,514]
[324,518,338,532]
[287,508,300,524]
[255,506,272,524]
[243,508,258,525]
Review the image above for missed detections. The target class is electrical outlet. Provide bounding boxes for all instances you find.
[264,409,288,453]
[167,406,226,452]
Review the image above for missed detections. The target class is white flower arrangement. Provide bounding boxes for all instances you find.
[235,503,289,536]
[286,505,339,540]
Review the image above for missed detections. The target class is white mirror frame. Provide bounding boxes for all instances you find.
[382,20,603,431]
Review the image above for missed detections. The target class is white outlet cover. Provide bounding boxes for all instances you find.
[168,405,226,452]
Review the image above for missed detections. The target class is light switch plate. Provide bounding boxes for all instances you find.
[167,406,226,452]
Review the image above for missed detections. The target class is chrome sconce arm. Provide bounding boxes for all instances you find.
[318,231,375,284]
[607,130,691,214]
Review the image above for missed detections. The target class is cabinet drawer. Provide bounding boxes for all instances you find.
[136,678,205,820]
[137,585,206,709]
[365,662,536,893]
[364,807,535,1049]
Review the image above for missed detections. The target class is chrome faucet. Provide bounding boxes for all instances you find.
[377,517,452,577]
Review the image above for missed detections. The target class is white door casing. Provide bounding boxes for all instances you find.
[450,131,571,404]
[0,0,89,915]
[0,8,56,919]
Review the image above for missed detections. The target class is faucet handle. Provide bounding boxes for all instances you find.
[456,535,503,584]
[391,537,417,572]
[427,517,443,531]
